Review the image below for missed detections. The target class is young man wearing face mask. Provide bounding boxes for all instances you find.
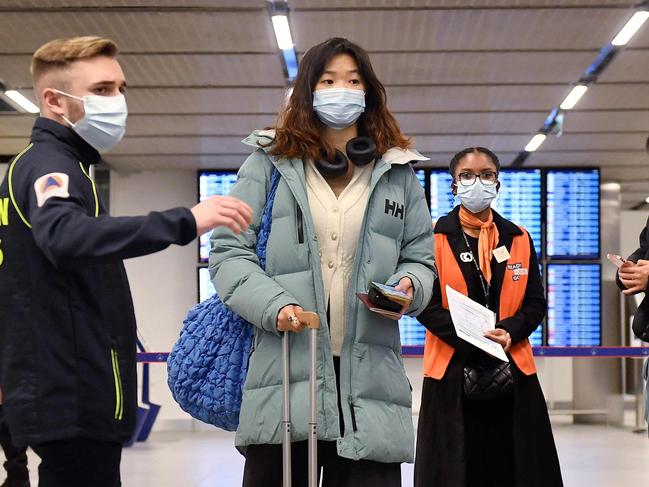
[0,37,253,487]
[414,148,563,487]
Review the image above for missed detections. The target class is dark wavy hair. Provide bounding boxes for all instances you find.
[268,37,411,161]
[449,147,501,178]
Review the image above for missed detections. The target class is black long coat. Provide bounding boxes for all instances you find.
[414,206,563,487]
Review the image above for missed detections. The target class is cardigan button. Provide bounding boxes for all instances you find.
[328,261,335,269]
[331,232,338,241]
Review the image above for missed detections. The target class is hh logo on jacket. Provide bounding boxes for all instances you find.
[384,199,404,220]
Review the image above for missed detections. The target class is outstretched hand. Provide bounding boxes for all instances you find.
[191,195,253,236]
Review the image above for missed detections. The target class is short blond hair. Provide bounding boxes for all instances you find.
[31,36,119,87]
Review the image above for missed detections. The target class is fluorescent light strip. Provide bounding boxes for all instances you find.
[559,84,588,110]
[524,133,547,152]
[4,90,39,113]
[612,11,649,46]
[272,15,293,50]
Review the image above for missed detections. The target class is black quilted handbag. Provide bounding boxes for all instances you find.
[463,360,514,400]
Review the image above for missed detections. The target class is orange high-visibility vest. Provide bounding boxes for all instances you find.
[423,229,537,379]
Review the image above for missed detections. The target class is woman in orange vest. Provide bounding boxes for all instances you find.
[414,147,563,487]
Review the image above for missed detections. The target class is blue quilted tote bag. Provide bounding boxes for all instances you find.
[167,169,280,431]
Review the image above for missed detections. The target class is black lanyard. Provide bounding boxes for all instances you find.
[461,231,490,309]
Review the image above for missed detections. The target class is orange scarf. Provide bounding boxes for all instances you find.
[458,206,499,284]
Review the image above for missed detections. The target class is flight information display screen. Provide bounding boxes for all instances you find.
[529,326,543,347]
[414,169,426,188]
[429,169,542,251]
[546,264,601,346]
[493,169,542,253]
[196,167,601,348]
[528,263,545,347]
[198,171,238,262]
[399,315,427,347]
[546,169,600,259]
[429,170,456,224]
[198,267,216,303]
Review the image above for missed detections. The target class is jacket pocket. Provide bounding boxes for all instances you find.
[296,204,305,244]
[110,345,124,421]
[349,400,358,432]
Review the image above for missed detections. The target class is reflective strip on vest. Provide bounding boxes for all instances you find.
[423,229,537,379]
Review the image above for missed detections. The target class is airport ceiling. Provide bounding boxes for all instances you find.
[0,0,648,208]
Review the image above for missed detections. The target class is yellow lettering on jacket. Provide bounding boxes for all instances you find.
[0,198,8,226]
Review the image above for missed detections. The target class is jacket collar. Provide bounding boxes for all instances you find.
[435,205,523,237]
[381,146,428,166]
[31,117,101,166]
[241,129,429,166]
[242,129,276,152]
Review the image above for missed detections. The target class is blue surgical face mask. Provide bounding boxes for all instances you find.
[312,88,365,130]
[56,90,128,153]
[455,179,499,213]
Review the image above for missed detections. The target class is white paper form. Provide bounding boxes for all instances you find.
[445,285,509,362]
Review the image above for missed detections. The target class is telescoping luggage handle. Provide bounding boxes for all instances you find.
[282,311,320,487]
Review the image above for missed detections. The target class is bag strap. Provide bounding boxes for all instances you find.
[256,169,280,269]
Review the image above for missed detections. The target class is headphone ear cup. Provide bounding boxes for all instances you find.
[315,149,349,178]
[346,136,377,166]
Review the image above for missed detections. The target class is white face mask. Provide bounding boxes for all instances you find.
[56,90,128,153]
[312,88,365,130]
[455,179,499,213]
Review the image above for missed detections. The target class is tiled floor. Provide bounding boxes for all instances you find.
[19,423,649,486]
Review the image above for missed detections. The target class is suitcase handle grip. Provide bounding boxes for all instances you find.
[295,311,320,330]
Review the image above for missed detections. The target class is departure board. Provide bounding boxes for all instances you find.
[198,171,238,262]
[429,169,542,251]
[547,264,601,346]
[493,169,542,252]
[399,315,426,347]
[528,263,544,346]
[546,169,600,259]
[415,169,426,189]
[196,166,602,348]
[198,267,216,303]
[429,170,456,224]
[529,326,543,347]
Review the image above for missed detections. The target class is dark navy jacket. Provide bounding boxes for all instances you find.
[0,118,196,446]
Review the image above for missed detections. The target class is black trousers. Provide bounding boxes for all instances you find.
[32,439,122,487]
[0,406,29,484]
[243,440,401,487]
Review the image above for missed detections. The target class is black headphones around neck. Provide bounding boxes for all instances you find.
[315,136,377,178]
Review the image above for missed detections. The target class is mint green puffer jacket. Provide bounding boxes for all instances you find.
[209,131,436,463]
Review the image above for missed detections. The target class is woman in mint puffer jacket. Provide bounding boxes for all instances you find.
[209,37,435,487]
